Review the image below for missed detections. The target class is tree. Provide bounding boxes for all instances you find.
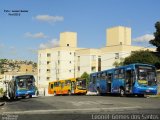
[113,58,124,67]
[123,50,160,69]
[149,21,160,52]
[81,72,90,86]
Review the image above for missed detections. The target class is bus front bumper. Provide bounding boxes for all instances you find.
[75,89,87,94]
[16,90,35,97]
[133,87,157,95]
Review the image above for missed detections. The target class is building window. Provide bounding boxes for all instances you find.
[92,55,96,61]
[39,54,41,58]
[70,61,71,64]
[69,70,71,72]
[115,53,119,59]
[58,51,60,56]
[47,77,50,81]
[47,61,50,65]
[78,56,80,61]
[70,52,72,55]
[39,69,41,73]
[47,53,51,57]
[98,56,101,71]
[74,52,76,56]
[78,66,80,71]
[58,60,60,65]
[67,44,69,46]
[47,69,50,73]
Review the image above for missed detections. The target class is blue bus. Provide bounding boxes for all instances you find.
[8,75,36,99]
[89,63,157,96]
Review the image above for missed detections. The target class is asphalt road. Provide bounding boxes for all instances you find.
[0,95,160,120]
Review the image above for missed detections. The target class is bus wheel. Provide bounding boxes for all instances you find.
[120,88,125,97]
[68,91,71,96]
[22,96,26,99]
[138,94,144,97]
[10,97,14,100]
[29,95,32,98]
[53,92,56,96]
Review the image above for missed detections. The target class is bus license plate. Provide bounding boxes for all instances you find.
[146,90,150,92]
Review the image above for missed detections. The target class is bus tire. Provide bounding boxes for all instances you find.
[10,97,14,100]
[22,96,26,99]
[138,94,144,97]
[120,88,125,97]
[29,95,32,98]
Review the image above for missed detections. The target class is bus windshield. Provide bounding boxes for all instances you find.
[16,78,26,89]
[76,78,86,90]
[16,75,35,90]
[136,65,157,86]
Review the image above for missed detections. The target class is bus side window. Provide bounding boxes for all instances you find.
[58,82,61,87]
[97,73,101,79]
[101,72,106,79]
[51,84,53,89]
[119,69,124,79]
[93,75,96,84]
[105,72,108,80]
[108,73,112,82]
[114,69,119,79]
[61,82,64,88]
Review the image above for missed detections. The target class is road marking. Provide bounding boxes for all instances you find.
[70,101,114,106]
[2,106,142,114]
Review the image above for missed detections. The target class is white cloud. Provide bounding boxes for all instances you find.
[39,39,59,49]
[34,15,64,23]
[25,32,48,39]
[133,34,154,42]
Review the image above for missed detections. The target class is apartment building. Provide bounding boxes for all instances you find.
[38,26,155,91]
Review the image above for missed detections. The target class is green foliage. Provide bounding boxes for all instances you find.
[113,58,124,67]
[81,72,90,86]
[0,88,3,94]
[149,21,160,52]
[123,50,160,69]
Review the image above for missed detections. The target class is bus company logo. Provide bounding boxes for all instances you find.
[2,114,18,120]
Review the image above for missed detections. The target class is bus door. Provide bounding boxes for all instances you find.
[61,82,64,94]
[107,73,112,93]
[71,81,75,94]
[125,69,133,93]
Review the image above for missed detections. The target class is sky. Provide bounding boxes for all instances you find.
[0,0,159,62]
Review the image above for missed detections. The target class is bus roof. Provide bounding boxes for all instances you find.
[90,63,155,75]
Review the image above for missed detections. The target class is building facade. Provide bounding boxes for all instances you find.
[38,26,155,93]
